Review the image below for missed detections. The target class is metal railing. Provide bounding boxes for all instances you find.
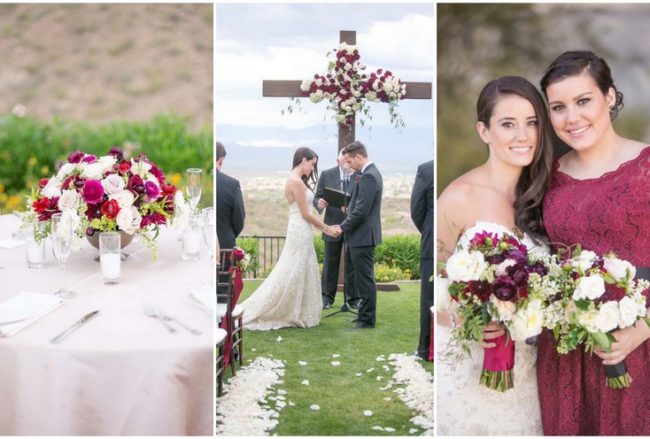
[240,235,286,278]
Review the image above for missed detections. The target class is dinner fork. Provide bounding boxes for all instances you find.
[143,305,177,333]
[155,308,202,335]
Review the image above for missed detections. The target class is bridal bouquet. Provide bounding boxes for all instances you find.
[442,231,557,391]
[24,147,177,255]
[548,247,650,389]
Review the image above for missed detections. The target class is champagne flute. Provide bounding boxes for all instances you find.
[186,168,203,212]
[202,207,215,261]
[51,213,76,299]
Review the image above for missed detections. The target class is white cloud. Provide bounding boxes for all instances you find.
[237,138,330,149]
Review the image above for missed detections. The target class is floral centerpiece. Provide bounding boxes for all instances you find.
[297,42,407,128]
[441,231,557,391]
[23,147,177,257]
[547,247,650,389]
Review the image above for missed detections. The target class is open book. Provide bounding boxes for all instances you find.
[323,187,347,209]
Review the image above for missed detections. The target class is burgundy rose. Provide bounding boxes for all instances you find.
[67,150,85,164]
[161,183,176,199]
[487,254,505,265]
[506,264,529,286]
[128,175,145,194]
[100,199,120,219]
[493,275,517,301]
[602,283,627,303]
[144,181,161,200]
[85,203,103,220]
[233,248,245,261]
[82,179,105,204]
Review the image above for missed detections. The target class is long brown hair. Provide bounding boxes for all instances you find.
[476,76,553,244]
[292,147,319,191]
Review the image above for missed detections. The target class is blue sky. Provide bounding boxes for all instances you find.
[215,3,434,174]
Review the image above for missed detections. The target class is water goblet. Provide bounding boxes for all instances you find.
[51,213,76,299]
[186,168,203,211]
[202,207,215,261]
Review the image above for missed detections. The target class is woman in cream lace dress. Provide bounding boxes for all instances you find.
[242,147,339,330]
[436,76,553,435]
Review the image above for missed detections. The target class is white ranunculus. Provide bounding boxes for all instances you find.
[300,78,312,92]
[130,159,152,178]
[603,257,636,281]
[116,206,141,235]
[41,177,63,198]
[577,309,600,333]
[344,63,352,71]
[109,190,135,209]
[335,114,346,124]
[81,162,105,180]
[490,296,516,322]
[495,259,517,277]
[365,91,378,102]
[595,301,620,333]
[58,189,81,212]
[102,174,126,195]
[309,90,324,103]
[619,296,639,328]
[572,250,597,271]
[509,299,544,341]
[56,162,77,180]
[383,81,394,93]
[572,274,606,301]
[445,250,486,282]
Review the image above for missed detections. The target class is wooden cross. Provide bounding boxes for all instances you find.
[262,30,432,151]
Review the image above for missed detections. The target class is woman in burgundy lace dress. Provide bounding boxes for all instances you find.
[537,50,650,435]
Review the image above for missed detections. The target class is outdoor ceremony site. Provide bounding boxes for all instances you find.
[215,2,433,437]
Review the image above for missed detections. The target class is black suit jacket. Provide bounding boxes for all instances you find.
[340,163,382,247]
[216,170,245,249]
[410,160,433,260]
[314,166,357,242]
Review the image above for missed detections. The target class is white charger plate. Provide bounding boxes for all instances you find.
[0,303,33,324]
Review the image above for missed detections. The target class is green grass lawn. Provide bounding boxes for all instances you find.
[222,280,433,436]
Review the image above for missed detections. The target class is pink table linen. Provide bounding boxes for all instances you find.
[0,214,213,435]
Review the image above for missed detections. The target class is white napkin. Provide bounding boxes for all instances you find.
[0,238,25,249]
[189,285,214,315]
[0,291,63,337]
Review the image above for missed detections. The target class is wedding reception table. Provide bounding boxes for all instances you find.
[0,214,213,435]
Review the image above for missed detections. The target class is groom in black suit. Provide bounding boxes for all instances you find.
[314,151,360,310]
[216,142,245,250]
[411,160,433,361]
[335,141,383,329]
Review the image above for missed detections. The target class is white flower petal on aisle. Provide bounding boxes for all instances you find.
[215,357,286,436]
[388,353,434,436]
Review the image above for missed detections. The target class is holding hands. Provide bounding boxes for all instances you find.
[324,225,343,238]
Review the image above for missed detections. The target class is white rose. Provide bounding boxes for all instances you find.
[603,257,636,281]
[130,159,152,178]
[383,81,394,93]
[445,250,486,282]
[577,310,600,333]
[595,301,620,333]
[97,155,117,173]
[373,81,381,91]
[495,259,517,277]
[335,114,346,124]
[81,162,106,180]
[509,300,544,341]
[56,162,77,180]
[101,174,126,195]
[572,250,597,271]
[300,78,312,92]
[365,91,378,102]
[309,90,324,103]
[58,189,81,212]
[490,296,516,322]
[573,274,606,301]
[41,177,63,198]
[109,190,135,209]
[619,296,639,328]
[116,206,141,235]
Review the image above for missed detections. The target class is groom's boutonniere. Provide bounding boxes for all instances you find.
[355,175,361,183]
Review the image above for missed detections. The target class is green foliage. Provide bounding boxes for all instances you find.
[235,236,259,276]
[0,113,212,212]
[312,234,324,264]
[375,234,420,280]
[374,263,407,283]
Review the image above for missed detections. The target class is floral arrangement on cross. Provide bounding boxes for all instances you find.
[22,147,182,258]
[292,42,407,128]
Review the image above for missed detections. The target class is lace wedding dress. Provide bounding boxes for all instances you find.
[241,189,321,330]
[437,221,545,436]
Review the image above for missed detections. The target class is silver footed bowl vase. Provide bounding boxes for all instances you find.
[86,231,134,250]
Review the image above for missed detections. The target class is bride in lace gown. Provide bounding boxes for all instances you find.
[242,147,339,331]
[436,76,553,435]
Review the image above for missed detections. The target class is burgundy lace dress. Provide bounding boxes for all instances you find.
[538,146,650,435]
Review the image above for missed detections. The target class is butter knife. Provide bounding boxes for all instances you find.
[50,310,100,344]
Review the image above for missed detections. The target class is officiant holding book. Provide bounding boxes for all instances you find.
[314,150,360,310]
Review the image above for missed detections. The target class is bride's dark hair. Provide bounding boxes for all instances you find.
[476,76,553,244]
[292,147,319,191]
